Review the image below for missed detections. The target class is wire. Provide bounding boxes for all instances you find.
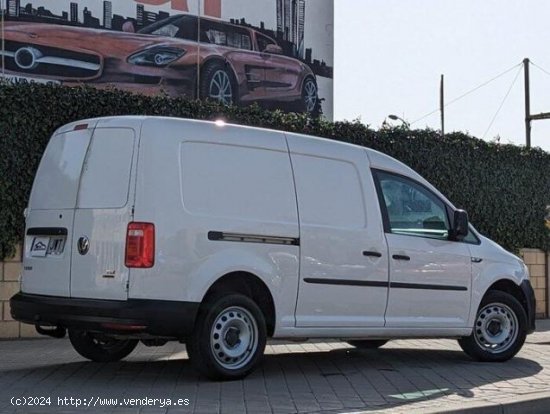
[531,60,550,78]
[411,62,523,125]
[482,65,523,140]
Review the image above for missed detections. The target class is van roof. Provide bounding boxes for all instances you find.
[58,116,453,207]
[59,114,367,151]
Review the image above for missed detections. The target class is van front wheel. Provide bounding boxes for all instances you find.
[458,291,527,362]
[187,293,267,380]
[68,329,138,362]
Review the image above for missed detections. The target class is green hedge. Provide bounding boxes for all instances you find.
[0,82,549,258]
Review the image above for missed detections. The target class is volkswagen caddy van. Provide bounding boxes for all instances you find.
[11,117,536,380]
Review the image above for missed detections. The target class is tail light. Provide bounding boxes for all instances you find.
[125,222,155,268]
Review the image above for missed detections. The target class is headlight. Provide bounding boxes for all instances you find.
[128,46,186,67]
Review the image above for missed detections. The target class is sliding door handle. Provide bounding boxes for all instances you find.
[363,251,382,258]
[392,254,411,261]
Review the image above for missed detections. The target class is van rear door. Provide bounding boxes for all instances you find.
[23,126,93,297]
[69,127,136,300]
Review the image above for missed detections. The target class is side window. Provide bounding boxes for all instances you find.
[463,226,480,244]
[176,16,198,41]
[257,34,275,52]
[200,20,252,50]
[374,170,450,240]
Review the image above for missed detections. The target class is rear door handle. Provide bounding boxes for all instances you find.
[392,254,411,261]
[363,251,382,258]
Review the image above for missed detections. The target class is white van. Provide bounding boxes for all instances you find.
[11,116,535,380]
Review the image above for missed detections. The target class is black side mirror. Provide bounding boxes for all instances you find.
[451,209,469,241]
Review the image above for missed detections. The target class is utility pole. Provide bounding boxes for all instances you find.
[524,58,531,148]
[523,57,550,148]
[440,74,445,137]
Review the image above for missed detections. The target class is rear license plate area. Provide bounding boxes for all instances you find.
[30,236,66,257]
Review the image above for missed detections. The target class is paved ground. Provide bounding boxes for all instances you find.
[1,322,550,414]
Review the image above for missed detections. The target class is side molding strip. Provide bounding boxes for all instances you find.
[304,278,388,288]
[208,231,299,246]
[390,282,468,291]
[304,278,467,291]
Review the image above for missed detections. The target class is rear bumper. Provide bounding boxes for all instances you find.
[520,280,536,334]
[10,292,199,339]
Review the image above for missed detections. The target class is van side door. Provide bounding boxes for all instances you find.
[290,137,389,327]
[372,169,472,328]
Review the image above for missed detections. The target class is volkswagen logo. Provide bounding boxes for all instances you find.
[14,47,42,70]
[77,236,90,256]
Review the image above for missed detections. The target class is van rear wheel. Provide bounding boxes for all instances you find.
[347,340,389,349]
[458,291,527,362]
[187,293,266,381]
[68,329,138,362]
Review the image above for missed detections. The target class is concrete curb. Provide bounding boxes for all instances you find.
[406,391,550,414]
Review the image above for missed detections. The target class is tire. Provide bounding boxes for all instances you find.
[187,293,267,381]
[347,340,389,349]
[300,77,318,113]
[458,290,527,362]
[199,62,235,106]
[68,329,138,363]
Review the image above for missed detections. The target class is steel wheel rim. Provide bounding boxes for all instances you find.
[304,80,317,112]
[474,302,518,354]
[209,70,233,105]
[210,306,258,370]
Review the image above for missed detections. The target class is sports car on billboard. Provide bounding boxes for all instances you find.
[1,14,319,113]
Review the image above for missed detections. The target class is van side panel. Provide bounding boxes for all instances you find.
[131,119,300,332]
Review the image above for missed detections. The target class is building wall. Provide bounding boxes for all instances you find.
[0,245,22,338]
[520,248,548,318]
[0,245,41,338]
[0,245,548,338]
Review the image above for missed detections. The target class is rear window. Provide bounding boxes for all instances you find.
[30,129,91,210]
[77,128,135,209]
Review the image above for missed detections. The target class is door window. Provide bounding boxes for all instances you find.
[256,33,276,52]
[374,170,450,239]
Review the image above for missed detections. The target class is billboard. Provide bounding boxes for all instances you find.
[0,0,334,118]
